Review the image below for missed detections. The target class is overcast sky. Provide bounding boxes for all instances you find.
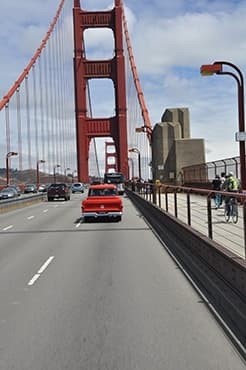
[1,0,246,164]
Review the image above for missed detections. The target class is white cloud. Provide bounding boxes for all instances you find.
[1,0,246,171]
[132,7,246,74]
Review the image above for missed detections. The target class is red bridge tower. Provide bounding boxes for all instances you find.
[73,0,128,182]
[105,141,118,174]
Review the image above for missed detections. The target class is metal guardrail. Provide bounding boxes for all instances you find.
[126,182,246,290]
[0,193,46,213]
[127,182,246,259]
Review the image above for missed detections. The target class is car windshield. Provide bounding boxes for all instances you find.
[89,188,117,196]
[1,189,13,193]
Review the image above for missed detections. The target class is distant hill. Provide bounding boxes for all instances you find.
[0,168,72,185]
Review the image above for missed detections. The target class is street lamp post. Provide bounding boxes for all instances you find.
[72,170,77,183]
[129,148,141,180]
[64,167,71,181]
[53,164,61,184]
[36,160,45,189]
[128,157,134,180]
[6,151,18,186]
[200,61,246,189]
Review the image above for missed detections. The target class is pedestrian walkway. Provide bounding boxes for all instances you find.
[157,193,245,259]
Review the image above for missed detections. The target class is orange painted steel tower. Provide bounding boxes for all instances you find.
[105,141,118,174]
[73,0,128,182]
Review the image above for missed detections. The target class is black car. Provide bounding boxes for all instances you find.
[47,183,71,201]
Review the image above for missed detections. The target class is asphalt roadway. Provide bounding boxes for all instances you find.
[0,193,245,369]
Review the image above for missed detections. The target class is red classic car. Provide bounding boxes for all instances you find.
[81,183,123,222]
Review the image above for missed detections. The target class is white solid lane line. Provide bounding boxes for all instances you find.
[2,225,13,231]
[28,256,55,286]
[27,216,34,220]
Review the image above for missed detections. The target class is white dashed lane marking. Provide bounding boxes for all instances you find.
[28,256,55,286]
[2,225,13,231]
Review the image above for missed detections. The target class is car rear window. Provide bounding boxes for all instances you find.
[88,188,117,196]
[50,184,66,189]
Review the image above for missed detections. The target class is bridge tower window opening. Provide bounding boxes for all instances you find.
[84,28,114,61]
[87,79,115,118]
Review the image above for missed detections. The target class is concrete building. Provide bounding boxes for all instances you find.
[152,108,205,184]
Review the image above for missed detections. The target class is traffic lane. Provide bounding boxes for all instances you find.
[0,197,82,322]
[0,196,82,231]
[0,198,245,369]
[0,194,128,322]
[0,196,145,369]
[0,196,83,259]
[0,193,128,292]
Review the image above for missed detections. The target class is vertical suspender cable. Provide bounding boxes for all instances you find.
[48,39,55,166]
[55,29,61,168]
[59,15,67,169]
[16,87,23,170]
[32,64,39,165]
[0,0,67,176]
[121,1,152,138]
[53,31,59,166]
[5,104,10,154]
[85,52,100,178]
[39,56,45,165]
[44,49,51,174]
[25,77,32,169]
[56,28,63,169]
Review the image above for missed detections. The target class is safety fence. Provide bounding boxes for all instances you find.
[182,156,241,186]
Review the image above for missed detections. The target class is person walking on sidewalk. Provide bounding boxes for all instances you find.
[212,174,222,209]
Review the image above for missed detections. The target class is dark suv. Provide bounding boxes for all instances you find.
[47,183,71,201]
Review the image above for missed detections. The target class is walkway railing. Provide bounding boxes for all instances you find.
[127,181,246,259]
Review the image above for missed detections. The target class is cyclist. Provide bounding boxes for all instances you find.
[222,172,240,220]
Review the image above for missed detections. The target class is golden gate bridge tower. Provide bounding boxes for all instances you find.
[105,141,118,174]
[73,0,128,183]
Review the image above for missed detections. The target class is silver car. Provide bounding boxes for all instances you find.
[7,184,21,196]
[71,182,85,193]
[24,184,37,193]
[0,187,19,200]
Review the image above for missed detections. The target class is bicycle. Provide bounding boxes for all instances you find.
[224,196,238,223]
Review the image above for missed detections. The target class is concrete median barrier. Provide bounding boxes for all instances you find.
[0,194,46,213]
